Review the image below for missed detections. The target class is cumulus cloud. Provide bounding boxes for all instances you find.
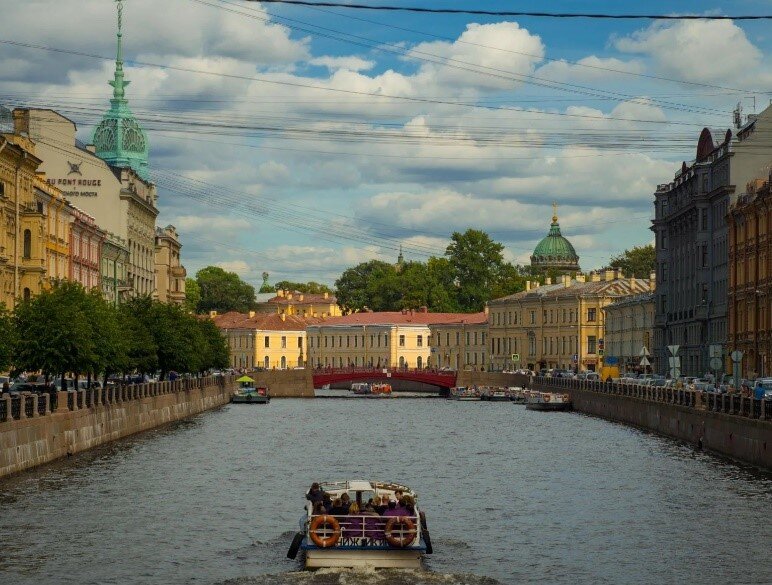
[310,56,375,72]
[613,20,763,84]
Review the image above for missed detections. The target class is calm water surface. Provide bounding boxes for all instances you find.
[1,396,770,585]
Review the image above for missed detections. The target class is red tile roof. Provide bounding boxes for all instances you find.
[311,310,487,327]
[211,311,322,331]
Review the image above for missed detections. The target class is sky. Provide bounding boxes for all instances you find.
[1,0,771,288]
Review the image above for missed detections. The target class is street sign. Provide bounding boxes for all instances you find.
[668,345,680,356]
[709,344,723,359]
[640,356,651,367]
[511,353,520,362]
[710,357,723,371]
[731,350,744,362]
[668,356,681,368]
[598,350,604,356]
[639,346,650,357]
[572,354,578,361]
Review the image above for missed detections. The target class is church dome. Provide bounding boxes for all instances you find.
[530,206,580,272]
[92,1,149,181]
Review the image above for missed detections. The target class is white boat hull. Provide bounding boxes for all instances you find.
[305,548,422,569]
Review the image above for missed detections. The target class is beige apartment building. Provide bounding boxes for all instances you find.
[603,292,656,373]
[428,313,488,370]
[488,270,654,372]
[307,309,479,369]
[154,225,186,305]
[269,289,342,318]
[212,311,318,370]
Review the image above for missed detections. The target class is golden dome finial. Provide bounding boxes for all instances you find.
[552,201,558,223]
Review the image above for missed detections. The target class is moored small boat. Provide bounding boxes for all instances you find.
[231,375,270,404]
[448,386,481,401]
[287,479,431,569]
[508,386,527,404]
[526,391,571,411]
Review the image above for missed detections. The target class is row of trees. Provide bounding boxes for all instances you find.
[0,282,229,384]
[335,231,656,314]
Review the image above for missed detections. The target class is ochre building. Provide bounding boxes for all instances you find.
[154,225,186,305]
[428,312,489,371]
[728,174,771,377]
[488,270,653,372]
[269,289,342,318]
[603,291,656,374]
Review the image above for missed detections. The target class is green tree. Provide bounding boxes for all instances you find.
[259,271,273,293]
[274,280,333,294]
[84,289,127,386]
[120,297,159,376]
[13,281,93,383]
[445,229,506,311]
[198,318,230,371]
[0,304,15,373]
[491,262,527,299]
[196,266,255,313]
[335,260,399,313]
[183,278,201,313]
[609,245,656,278]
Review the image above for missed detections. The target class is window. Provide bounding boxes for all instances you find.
[298,337,303,348]
[466,332,470,345]
[264,336,270,348]
[530,311,535,324]
[588,336,597,354]
[346,336,350,348]
[399,335,405,347]
[23,229,31,259]
[281,336,287,349]
[417,356,423,369]
[264,356,269,369]
[456,332,460,344]
[417,335,423,347]
[701,208,708,230]
[587,308,597,322]
[324,336,328,348]
[281,356,286,369]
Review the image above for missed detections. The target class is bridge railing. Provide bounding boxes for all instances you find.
[313,367,456,375]
[534,376,771,422]
[0,375,234,424]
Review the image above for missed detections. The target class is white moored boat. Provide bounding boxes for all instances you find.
[526,391,572,411]
[287,479,432,569]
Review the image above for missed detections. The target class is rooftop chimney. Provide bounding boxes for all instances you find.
[563,274,571,287]
[545,277,552,285]
[590,272,601,282]
[248,310,255,318]
[525,280,531,291]
[604,269,615,282]
[277,289,285,298]
[575,273,585,283]
[323,292,329,299]
[649,271,657,291]
[483,304,489,316]
[420,306,428,313]
[280,313,286,322]
[209,310,217,318]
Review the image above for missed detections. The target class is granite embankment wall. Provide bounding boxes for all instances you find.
[534,377,772,470]
[0,376,236,479]
[456,370,530,389]
[250,369,314,397]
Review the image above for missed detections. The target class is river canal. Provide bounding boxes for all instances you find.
[1,396,770,585]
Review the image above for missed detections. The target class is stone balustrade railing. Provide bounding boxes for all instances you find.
[0,375,233,424]
[534,376,771,422]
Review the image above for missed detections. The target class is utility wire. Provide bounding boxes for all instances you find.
[249,0,772,20]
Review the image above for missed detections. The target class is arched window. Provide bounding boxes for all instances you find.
[281,356,286,369]
[264,356,269,369]
[417,356,423,369]
[399,356,405,368]
[23,229,31,259]
[23,287,31,301]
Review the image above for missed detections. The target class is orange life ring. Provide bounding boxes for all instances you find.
[309,515,341,548]
[384,516,417,548]
[544,394,551,402]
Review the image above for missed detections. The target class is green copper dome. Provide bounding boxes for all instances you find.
[93,1,149,181]
[530,205,580,272]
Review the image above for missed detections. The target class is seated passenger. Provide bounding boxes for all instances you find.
[343,503,363,539]
[402,495,416,517]
[306,482,324,504]
[362,504,383,540]
[328,498,346,516]
[340,492,352,513]
[382,500,401,517]
[393,497,409,516]
[372,496,386,515]
[394,489,404,502]
[312,501,327,515]
[322,493,333,512]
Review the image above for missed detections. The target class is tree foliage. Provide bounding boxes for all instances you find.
[609,245,655,278]
[183,277,201,313]
[195,266,255,313]
[6,283,229,380]
[334,230,529,314]
[0,304,15,373]
[274,280,333,294]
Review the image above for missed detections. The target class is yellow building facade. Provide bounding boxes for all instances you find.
[212,311,315,370]
[34,177,71,286]
[428,314,488,370]
[488,270,653,372]
[269,290,342,318]
[0,134,47,307]
[603,292,655,373]
[154,225,186,305]
[307,310,486,369]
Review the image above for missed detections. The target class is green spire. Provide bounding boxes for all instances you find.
[93,0,150,181]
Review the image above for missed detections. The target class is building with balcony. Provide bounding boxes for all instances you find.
[212,310,319,370]
[34,178,72,286]
[101,232,130,305]
[488,270,653,372]
[603,291,655,374]
[0,133,47,306]
[154,225,186,305]
[728,174,771,378]
[69,206,104,291]
[651,105,772,376]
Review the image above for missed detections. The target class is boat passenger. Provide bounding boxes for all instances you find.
[311,501,327,515]
[372,496,387,515]
[306,482,324,504]
[402,495,416,517]
[362,504,383,540]
[328,498,347,516]
[394,489,404,502]
[340,492,352,513]
[322,493,333,511]
[393,498,409,516]
[343,503,363,539]
[382,500,401,517]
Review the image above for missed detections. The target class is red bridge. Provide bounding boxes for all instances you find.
[312,367,457,389]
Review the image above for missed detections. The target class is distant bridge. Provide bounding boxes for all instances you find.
[312,367,457,389]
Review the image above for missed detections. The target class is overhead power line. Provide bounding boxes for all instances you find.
[250,0,772,20]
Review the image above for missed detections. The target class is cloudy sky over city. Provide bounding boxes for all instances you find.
[1,0,771,287]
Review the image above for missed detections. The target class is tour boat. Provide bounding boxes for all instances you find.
[350,382,392,397]
[509,387,527,404]
[287,479,432,569]
[231,385,270,404]
[481,387,511,402]
[351,382,371,395]
[525,391,571,411]
[448,386,482,401]
[370,383,392,397]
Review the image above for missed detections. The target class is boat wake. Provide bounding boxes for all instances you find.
[218,568,502,585]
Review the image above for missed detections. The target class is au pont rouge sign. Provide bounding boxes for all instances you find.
[46,177,102,197]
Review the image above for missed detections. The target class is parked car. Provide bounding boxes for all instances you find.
[8,382,49,395]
